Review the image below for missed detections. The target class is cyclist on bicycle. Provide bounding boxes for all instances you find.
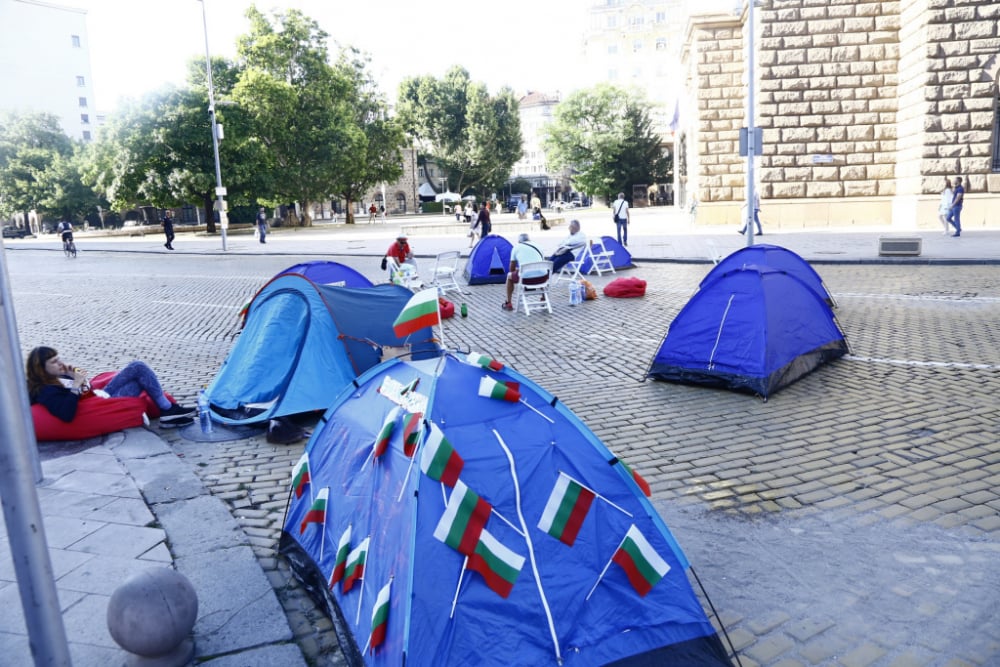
[57,220,74,246]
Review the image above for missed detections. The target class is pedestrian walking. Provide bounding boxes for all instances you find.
[947,176,964,237]
[162,211,175,250]
[739,191,763,236]
[256,207,268,244]
[938,178,954,235]
[612,192,630,246]
[471,202,491,247]
[368,203,378,224]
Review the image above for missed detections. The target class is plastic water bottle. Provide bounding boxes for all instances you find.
[198,389,213,434]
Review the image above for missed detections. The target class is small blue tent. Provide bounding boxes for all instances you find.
[281,352,733,667]
[648,266,848,398]
[579,235,634,274]
[207,274,438,425]
[278,260,374,288]
[464,235,512,285]
[703,243,834,306]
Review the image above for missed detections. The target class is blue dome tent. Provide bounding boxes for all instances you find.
[207,275,438,425]
[648,266,848,399]
[281,352,734,666]
[278,260,374,288]
[464,235,512,285]
[579,235,634,273]
[702,243,835,306]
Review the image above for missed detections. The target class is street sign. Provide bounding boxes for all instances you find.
[215,187,227,196]
[739,127,763,156]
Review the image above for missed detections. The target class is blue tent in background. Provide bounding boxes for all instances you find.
[207,275,438,424]
[579,235,634,274]
[464,235,512,285]
[281,352,733,667]
[703,244,835,306]
[648,266,848,399]
[278,260,374,288]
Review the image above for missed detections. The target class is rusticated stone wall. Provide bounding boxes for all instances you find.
[681,0,999,229]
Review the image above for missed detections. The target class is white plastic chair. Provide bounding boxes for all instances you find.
[429,250,462,295]
[588,238,616,276]
[386,257,421,290]
[513,261,553,315]
[554,244,589,284]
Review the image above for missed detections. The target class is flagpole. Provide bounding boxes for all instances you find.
[562,472,633,518]
[397,431,422,502]
[585,529,631,601]
[519,398,555,424]
[356,570,366,625]
[434,289,446,350]
[492,430,562,663]
[449,557,468,619]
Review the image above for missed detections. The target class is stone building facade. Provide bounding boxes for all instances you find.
[678,0,999,229]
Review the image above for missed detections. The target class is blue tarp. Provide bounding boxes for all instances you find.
[648,266,847,398]
[281,353,732,667]
[464,235,512,285]
[207,274,438,424]
[278,260,374,288]
[702,244,834,306]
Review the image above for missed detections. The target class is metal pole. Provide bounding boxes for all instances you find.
[199,0,227,251]
[0,239,73,666]
[745,0,757,247]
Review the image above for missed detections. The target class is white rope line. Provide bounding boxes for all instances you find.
[844,355,1000,371]
[836,292,1000,304]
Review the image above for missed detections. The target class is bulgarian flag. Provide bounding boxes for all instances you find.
[342,536,370,593]
[392,288,440,338]
[468,528,525,598]
[612,525,671,597]
[420,422,464,486]
[373,407,400,460]
[291,452,310,499]
[369,579,392,653]
[465,352,504,372]
[537,472,596,546]
[299,487,329,535]
[402,411,423,458]
[328,524,352,588]
[619,459,652,497]
[433,480,492,556]
[478,376,520,402]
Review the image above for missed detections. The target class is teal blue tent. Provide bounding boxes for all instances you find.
[207,274,438,424]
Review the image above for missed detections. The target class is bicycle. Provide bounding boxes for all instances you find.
[62,238,77,258]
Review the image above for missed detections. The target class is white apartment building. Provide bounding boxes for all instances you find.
[0,0,98,141]
[510,91,571,206]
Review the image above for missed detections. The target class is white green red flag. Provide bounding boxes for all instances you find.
[612,525,670,597]
[373,407,400,460]
[299,487,329,535]
[420,422,464,486]
[342,536,370,593]
[291,452,310,499]
[478,376,520,402]
[368,578,392,653]
[402,411,423,457]
[328,524,352,588]
[468,528,525,598]
[433,480,492,556]
[392,288,440,338]
[619,460,652,497]
[465,352,504,372]
[537,472,596,546]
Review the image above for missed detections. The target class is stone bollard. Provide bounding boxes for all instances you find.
[107,568,198,667]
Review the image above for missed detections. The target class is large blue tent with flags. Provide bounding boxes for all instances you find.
[277,260,374,288]
[206,274,438,425]
[464,235,512,285]
[280,351,733,666]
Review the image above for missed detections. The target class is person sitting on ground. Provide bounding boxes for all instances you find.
[26,346,195,427]
[502,233,547,311]
[549,219,587,273]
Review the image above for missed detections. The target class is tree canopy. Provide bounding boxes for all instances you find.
[543,84,670,202]
[396,66,521,197]
[0,112,81,221]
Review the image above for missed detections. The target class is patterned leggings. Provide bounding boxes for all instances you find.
[103,361,171,410]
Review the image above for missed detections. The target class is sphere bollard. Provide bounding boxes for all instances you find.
[107,568,198,667]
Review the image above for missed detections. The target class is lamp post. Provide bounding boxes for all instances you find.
[744,0,757,247]
[198,0,227,251]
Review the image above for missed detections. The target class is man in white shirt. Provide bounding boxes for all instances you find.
[502,233,546,311]
[612,193,630,246]
[549,219,587,273]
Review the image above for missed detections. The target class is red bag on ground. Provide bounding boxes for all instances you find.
[438,297,455,319]
[603,277,647,298]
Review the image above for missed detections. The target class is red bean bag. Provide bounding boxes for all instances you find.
[438,297,455,319]
[603,277,647,298]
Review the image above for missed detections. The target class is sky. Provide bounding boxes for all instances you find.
[79,0,592,111]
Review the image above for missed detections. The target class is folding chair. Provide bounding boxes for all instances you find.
[588,238,616,276]
[513,261,553,315]
[554,244,589,284]
[429,250,462,295]
[386,257,421,290]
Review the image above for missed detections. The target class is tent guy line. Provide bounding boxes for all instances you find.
[844,355,1000,371]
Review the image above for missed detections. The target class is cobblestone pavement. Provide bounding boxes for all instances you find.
[6,244,999,667]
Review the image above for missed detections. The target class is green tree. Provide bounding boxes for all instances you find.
[396,66,521,196]
[543,84,670,202]
[0,112,75,221]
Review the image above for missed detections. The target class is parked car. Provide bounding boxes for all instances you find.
[2,225,32,239]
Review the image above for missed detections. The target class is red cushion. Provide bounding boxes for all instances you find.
[31,397,148,442]
[438,297,455,319]
[603,277,647,298]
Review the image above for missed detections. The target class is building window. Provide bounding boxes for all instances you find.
[608,69,618,80]
[656,11,666,22]
[82,130,91,141]
[608,44,618,55]
[607,16,616,29]
[80,114,89,124]
[656,38,667,51]
[78,97,87,108]
[633,40,643,53]
[76,76,85,87]
[992,73,1000,172]
[71,35,80,47]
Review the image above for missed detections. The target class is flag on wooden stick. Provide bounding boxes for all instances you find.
[537,472,596,546]
[420,422,464,486]
[392,288,440,338]
[291,452,310,499]
[468,528,525,598]
[433,480,491,556]
[299,487,329,535]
